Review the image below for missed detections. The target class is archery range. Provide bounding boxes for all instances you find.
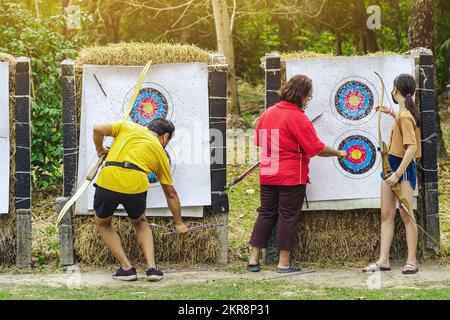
[57,42,229,266]
[262,49,440,264]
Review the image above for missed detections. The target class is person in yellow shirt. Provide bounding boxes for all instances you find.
[93,118,188,282]
[363,74,422,275]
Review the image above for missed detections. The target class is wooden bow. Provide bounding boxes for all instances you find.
[56,61,153,225]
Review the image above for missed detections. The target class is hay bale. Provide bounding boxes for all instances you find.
[290,209,421,264]
[72,43,219,266]
[74,215,219,266]
[0,53,16,265]
[76,42,212,66]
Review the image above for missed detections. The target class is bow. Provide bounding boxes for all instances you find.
[56,61,153,225]
[374,71,411,215]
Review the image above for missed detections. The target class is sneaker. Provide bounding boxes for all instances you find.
[112,267,138,281]
[146,267,164,282]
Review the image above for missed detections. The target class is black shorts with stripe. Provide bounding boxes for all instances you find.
[93,184,147,220]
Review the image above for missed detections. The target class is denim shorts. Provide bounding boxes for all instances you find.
[380,154,417,190]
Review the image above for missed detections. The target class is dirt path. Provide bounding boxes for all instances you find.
[0,262,449,290]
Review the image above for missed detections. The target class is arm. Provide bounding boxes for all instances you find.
[294,118,345,159]
[161,184,188,234]
[319,145,346,158]
[93,124,112,156]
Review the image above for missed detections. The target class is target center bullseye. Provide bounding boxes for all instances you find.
[351,149,362,160]
[349,95,360,107]
[142,102,154,114]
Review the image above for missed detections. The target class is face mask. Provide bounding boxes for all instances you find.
[391,89,398,105]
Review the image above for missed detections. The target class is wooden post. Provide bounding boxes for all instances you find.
[412,48,440,250]
[209,53,229,265]
[262,53,283,265]
[14,57,32,268]
[58,59,77,265]
[265,52,282,109]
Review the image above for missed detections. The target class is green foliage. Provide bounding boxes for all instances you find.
[436,0,450,92]
[0,2,85,190]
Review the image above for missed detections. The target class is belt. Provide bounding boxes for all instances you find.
[104,161,146,173]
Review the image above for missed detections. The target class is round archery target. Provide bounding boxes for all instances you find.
[333,131,380,179]
[123,82,173,126]
[330,77,378,125]
[148,145,176,188]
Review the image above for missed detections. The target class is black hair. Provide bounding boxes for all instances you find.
[147,118,175,139]
[393,74,421,127]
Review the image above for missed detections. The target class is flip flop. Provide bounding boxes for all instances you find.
[276,263,301,273]
[402,263,418,275]
[246,262,260,272]
[362,263,391,273]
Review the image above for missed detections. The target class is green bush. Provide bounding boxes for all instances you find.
[0,2,85,190]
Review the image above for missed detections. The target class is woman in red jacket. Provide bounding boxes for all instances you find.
[247,75,346,273]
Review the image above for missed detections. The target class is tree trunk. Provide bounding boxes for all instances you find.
[211,0,240,115]
[334,33,342,55]
[366,29,379,52]
[408,0,447,159]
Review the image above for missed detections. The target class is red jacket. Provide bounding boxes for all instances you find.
[254,100,325,185]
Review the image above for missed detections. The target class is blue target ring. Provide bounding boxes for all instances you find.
[131,87,169,127]
[337,135,376,175]
[335,81,374,121]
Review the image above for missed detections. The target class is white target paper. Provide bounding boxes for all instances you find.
[77,63,211,217]
[285,55,417,209]
[0,62,9,214]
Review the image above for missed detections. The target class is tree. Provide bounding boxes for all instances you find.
[408,0,447,159]
[211,0,240,114]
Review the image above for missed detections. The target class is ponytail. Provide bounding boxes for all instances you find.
[393,74,421,128]
[405,93,421,128]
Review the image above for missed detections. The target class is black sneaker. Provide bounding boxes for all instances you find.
[146,268,164,282]
[112,267,138,281]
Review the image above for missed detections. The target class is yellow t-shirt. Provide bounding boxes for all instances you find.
[388,108,422,159]
[95,121,173,194]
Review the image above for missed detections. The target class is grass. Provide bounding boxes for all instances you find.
[0,280,449,300]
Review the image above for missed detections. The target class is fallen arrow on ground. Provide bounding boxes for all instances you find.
[260,270,316,281]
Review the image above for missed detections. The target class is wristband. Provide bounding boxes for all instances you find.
[394,171,401,180]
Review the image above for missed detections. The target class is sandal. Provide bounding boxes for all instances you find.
[402,263,418,275]
[362,263,391,273]
[276,263,301,273]
[246,262,260,272]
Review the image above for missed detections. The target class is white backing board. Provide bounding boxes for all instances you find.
[0,62,9,214]
[77,63,211,217]
[285,55,417,209]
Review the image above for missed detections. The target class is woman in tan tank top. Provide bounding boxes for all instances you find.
[363,74,421,275]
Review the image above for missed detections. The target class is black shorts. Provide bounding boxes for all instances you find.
[93,184,147,220]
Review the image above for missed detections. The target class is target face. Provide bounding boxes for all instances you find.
[333,131,379,179]
[331,77,377,124]
[147,146,176,188]
[123,82,173,126]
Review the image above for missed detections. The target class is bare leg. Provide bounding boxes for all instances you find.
[249,247,261,265]
[399,181,418,268]
[130,214,156,269]
[377,180,397,268]
[95,215,132,269]
[278,250,290,268]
